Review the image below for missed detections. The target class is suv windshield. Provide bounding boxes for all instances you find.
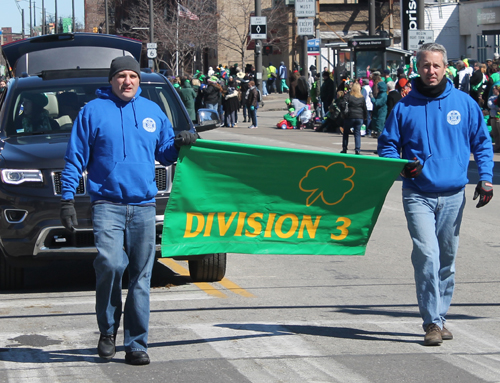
[4,82,189,137]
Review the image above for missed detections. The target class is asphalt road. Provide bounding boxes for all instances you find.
[1,93,499,382]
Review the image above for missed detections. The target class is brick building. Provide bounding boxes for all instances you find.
[1,28,24,45]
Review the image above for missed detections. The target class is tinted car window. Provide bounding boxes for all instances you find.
[4,82,190,137]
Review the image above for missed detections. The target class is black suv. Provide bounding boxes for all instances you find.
[0,33,225,290]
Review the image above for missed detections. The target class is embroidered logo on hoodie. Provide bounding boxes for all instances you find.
[143,117,156,132]
[447,110,461,125]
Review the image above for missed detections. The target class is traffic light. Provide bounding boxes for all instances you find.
[263,45,273,55]
[93,27,98,33]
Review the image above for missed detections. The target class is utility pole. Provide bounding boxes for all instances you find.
[150,0,155,71]
[418,0,425,30]
[55,0,57,34]
[369,0,375,35]
[302,34,308,84]
[29,0,33,36]
[255,0,263,96]
[22,9,25,38]
[14,0,26,38]
[72,0,75,32]
[105,0,109,34]
[42,0,45,35]
[149,0,154,44]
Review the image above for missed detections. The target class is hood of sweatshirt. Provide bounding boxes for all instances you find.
[377,81,387,93]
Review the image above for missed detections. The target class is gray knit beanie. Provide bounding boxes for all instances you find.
[108,56,141,81]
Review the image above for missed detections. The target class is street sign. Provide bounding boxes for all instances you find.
[147,42,157,49]
[348,37,391,48]
[408,30,434,51]
[147,48,157,59]
[297,19,314,36]
[295,0,316,18]
[307,38,320,55]
[250,16,267,40]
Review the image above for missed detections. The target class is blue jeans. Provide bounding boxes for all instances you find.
[402,188,465,330]
[92,203,156,352]
[342,118,363,153]
[249,107,257,127]
[206,103,218,112]
[365,111,372,136]
[242,104,248,120]
[262,81,268,96]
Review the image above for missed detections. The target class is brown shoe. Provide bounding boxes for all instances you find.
[424,323,443,346]
[441,326,453,340]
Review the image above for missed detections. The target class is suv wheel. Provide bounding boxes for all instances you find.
[188,253,226,282]
[0,253,24,290]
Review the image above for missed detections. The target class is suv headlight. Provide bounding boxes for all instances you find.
[1,169,44,184]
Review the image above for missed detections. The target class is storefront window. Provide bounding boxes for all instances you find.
[355,50,383,78]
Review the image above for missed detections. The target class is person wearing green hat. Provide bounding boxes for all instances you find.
[203,76,222,112]
[178,76,197,121]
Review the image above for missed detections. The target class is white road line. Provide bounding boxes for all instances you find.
[0,291,213,310]
[1,329,113,383]
[186,322,371,383]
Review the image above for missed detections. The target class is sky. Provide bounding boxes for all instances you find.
[1,0,85,34]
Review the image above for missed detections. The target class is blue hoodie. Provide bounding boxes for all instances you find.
[378,78,493,193]
[62,86,179,204]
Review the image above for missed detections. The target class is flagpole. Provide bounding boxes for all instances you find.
[176,1,179,76]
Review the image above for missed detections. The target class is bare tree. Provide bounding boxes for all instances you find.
[114,0,218,75]
[217,0,291,67]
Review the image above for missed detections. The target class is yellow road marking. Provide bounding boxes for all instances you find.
[158,258,227,298]
[158,258,254,298]
[218,278,256,298]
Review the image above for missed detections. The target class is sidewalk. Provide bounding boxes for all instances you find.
[259,91,289,111]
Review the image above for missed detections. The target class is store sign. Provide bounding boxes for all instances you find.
[477,7,500,25]
[401,0,422,50]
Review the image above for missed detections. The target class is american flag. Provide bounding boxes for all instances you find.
[178,4,199,20]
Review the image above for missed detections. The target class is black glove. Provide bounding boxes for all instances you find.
[174,131,198,150]
[400,158,423,178]
[473,180,493,208]
[60,199,78,232]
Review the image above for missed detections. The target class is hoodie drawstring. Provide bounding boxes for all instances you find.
[119,106,126,159]
[121,98,140,160]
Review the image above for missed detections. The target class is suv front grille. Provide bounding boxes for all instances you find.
[155,167,168,191]
[52,171,86,195]
[52,166,171,196]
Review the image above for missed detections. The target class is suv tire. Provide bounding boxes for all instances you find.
[188,253,226,282]
[0,253,24,290]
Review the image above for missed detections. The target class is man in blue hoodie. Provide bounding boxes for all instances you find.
[59,56,197,365]
[378,43,494,346]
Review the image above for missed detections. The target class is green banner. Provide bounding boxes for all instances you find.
[161,140,406,256]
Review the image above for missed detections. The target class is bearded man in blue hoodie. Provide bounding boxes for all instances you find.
[378,43,494,346]
[59,56,197,365]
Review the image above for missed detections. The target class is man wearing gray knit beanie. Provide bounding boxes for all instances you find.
[60,56,197,365]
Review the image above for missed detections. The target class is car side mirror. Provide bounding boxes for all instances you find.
[195,108,221,132]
